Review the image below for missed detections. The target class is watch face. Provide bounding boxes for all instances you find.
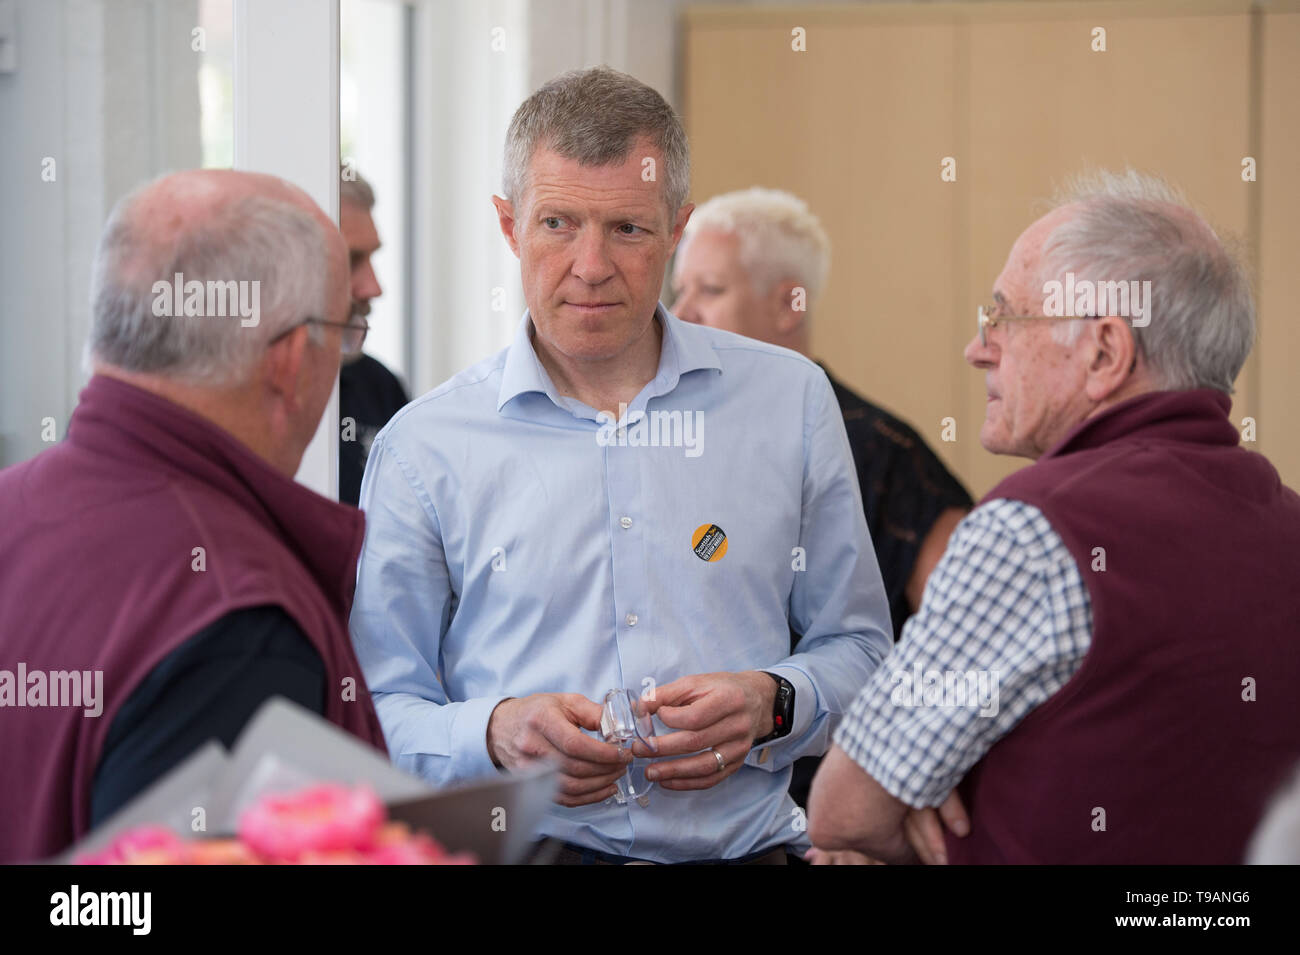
[759,676,795,743]
[776,688,793,726]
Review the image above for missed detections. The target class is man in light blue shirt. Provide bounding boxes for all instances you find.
[349,66,891,863]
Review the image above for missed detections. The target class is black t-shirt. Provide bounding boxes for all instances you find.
[789,366,973,809]
[339,353,411,508]
[90,605,326,827]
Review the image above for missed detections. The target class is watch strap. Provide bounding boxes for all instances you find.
[753,672,795,746]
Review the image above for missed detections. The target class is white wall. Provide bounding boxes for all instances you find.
[341,0,409,385]
[233,0,341,497]
[0,0,201,468]
[409,0,530,394]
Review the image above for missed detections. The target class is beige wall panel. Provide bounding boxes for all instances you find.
[1258,11,1300,489]
[683,17,970,485]
[685,1,1286,500]
[965,4,1254,494]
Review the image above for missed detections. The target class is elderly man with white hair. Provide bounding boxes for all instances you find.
[0,169,387,863]
[809,169,1300,864]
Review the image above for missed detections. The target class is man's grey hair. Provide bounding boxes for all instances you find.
[1037,168,1254,394]
[682,187,831,306]
[339,163,375,210]
[502,66,690,215]
[86,183,329,386]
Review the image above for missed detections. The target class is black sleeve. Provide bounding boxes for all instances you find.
[90,605,326,827]
[338,356,411,507]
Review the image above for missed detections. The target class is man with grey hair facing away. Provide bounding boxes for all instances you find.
[0,169,386,863]
[350,66,894,864]
[809,169,1300,864]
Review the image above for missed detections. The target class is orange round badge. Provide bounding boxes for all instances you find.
[692,524,728,562]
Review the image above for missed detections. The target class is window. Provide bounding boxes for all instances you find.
[341,0,411,386]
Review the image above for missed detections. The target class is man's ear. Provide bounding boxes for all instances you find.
[669,202,695,252]
[1084,316,1139,402]
[492,195,521,258]
[772,279,807,336]
[263,324,310,412]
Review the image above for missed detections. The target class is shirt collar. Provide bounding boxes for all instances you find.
[496,302,722,414]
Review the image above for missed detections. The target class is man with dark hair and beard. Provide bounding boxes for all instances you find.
[338,168,410,507]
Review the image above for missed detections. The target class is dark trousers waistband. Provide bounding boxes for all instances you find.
[542,840,790,865]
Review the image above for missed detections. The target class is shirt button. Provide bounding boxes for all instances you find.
[619,516,632,529]
[626,612,638,627]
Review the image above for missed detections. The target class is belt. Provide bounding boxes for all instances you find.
[539,840,790,865]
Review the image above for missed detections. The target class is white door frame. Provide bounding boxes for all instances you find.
[233,0,340,498]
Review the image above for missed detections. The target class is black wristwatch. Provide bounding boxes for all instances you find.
[753,672,795,746]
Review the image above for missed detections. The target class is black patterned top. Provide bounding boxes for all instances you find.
[821,364,974,639]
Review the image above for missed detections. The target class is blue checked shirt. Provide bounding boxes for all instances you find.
[349,304,893,862]
[833,499,1093,807]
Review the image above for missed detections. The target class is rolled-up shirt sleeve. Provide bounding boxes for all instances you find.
[747,371,893,771]
[349,433,507,785]
[831,499,1093,807]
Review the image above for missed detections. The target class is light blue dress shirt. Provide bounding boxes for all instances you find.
[349,304,892,862]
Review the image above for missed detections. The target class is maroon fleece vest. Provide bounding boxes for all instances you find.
[945,389,1300,864]
[0,375,387,862]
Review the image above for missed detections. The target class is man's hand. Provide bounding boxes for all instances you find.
[805,792,969,865]
[632,671,777,791]
[903,791,970,864]
[808,745,972,864]
[486,694,630,808]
